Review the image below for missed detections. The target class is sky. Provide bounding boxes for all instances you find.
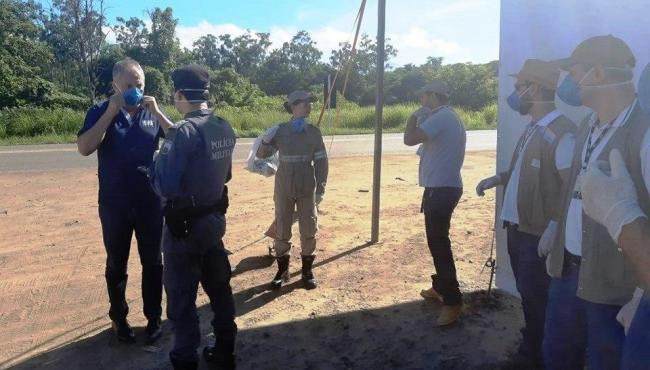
[40,0,501,66]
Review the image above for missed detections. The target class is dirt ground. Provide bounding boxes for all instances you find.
[0,152,524,370]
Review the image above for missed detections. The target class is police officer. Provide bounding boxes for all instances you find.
[257,91,329,290]
[150,65,237,370]
[77,57,170,344]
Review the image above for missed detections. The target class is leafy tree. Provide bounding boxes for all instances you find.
[0,0,54,108]
[255,31,327,96]
[145,7,180,73]
[143,66,172,104]
[329,34,397,105]
[431,61,498,109]
[207,68,267,107]
[42,0,108,101]
[192,34,221,70]
[113,16,148,61]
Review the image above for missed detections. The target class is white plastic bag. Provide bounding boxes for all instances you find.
[246,133,279,177]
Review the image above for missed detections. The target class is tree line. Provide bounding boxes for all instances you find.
[1,0,498,111]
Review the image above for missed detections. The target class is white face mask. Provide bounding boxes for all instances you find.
[174,89,209,104]
[579,67,634,90]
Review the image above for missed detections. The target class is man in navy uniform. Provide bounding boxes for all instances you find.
[77,58,171,344]
[150,64,237,370]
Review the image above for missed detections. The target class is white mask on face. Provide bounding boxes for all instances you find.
[174,89,209,104]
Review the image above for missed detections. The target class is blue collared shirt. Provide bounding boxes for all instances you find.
[79,101,163,203]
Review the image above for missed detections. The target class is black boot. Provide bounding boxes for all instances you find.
[270,255,290,289]
[203,340,236,370]
[170,354,198,370]
[301,255,317,289]
[144,318,162,344]
[111,319,136,343]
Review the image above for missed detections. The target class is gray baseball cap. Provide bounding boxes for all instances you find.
[415,80,450,97]
[287,90,317,105]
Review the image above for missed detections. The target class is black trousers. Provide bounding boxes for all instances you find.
[422,187,463,305]
[98,199,163,322]
[164,239,237,364]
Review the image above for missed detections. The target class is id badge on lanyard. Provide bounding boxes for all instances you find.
[573,103,634,199]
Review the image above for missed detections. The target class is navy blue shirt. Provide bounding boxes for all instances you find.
[79,101,163,203]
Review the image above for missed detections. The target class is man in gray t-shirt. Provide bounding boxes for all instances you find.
[404,80,466,326]
[418,105,466,188]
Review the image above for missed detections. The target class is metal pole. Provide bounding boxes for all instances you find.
[370,0,385,243]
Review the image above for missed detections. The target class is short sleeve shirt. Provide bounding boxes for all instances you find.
[418,106,467,188]
[79,101,163,203]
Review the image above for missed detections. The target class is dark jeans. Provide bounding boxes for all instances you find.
[584,301,626,370]
[543,253,627,370]
[622,292,650,370]
[164,239,237,364]
[506,225,550,364]
[98,199,163,322]
[422,187,463,305]
[543,259,587,370]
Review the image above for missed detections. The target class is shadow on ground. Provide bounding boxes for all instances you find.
[7,288,518,370]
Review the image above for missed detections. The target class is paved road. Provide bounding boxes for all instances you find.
[0,131,496,173]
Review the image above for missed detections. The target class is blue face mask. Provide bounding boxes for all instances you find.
[556,75,583,106]
[292,117,306,133]
[123,87,144,107]
[506,85,532,114]
[557,66,634,107]
[638,63,650,115]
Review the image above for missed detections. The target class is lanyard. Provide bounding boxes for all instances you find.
[582,122,612,170]
[581,104,635,170]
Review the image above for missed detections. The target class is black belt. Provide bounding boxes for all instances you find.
[164,187,229,238]
[564,250,581,267]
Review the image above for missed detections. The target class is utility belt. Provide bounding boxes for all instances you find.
[164,186,229,238]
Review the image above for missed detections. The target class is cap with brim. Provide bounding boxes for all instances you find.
[415,80,450,97]
[554,35,636,70]
[509,59,560,90]
[287,90,317,105]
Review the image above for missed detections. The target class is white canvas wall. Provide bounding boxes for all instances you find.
[496,0,650,295]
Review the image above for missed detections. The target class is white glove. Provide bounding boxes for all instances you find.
[617,288,644,335]
[262,124,279,144]
[476,175,501,196]
[315,193,324,206]
[582,150,646,242]
[538,221,558,257]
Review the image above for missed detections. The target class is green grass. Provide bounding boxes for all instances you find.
[0,103,497,145]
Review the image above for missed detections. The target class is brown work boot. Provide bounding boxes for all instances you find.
[436,304,462,326]
[264,220,277,239]
[420,287,443,301]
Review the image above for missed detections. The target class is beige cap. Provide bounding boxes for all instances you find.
[416,80,450,97]
[286,90,317,105]
[509,59,560,90]
[556,35,636,70]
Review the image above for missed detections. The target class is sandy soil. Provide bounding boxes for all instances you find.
[0,152,523,370]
